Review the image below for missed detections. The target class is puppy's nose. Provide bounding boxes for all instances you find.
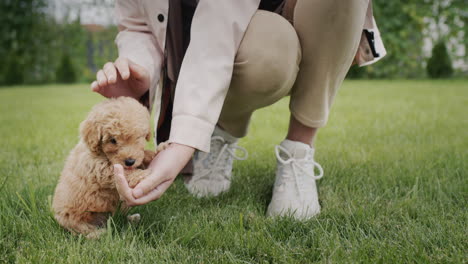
[124,159,136,166]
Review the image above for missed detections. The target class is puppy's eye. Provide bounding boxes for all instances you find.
[110,138,117,145]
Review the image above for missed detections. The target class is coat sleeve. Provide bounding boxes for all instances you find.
[114,0,163,95]
[168,0,261,152]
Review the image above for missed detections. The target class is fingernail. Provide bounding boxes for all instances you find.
[134,188,143,198]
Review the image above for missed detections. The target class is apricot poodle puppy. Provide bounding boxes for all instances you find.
[52,97,165,238]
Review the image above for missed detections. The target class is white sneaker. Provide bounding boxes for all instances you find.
[184,126,248,198]
[266,139,324,220]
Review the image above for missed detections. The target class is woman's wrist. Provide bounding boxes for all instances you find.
[149,143,195,172]
[124,143,194,203]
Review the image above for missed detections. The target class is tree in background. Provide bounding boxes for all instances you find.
[0,0,49,85]
[427,41,453,78]
[423,0,466,77]
[3,54,23,85]
[56,53,77,83]
[1,0,465,85]
[0,0,117,85]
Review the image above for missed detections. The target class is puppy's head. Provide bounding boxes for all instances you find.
[80,97,151,170]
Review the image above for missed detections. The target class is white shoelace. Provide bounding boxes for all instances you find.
[275,145,324,200]
[196,136,248,180]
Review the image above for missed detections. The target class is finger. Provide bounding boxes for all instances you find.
[132,179,173,205]
[96,70,108,87]
[132,172,167,199]
[113,164,137,206]
[103,62,117,84]
[128,60,148,80]
[91,81,99,92]
[114,58,130,80]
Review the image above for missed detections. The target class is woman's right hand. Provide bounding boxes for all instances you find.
[91,57,150,99]
[114,143,195,206]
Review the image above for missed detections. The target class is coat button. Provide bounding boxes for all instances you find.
[157,14,165,22]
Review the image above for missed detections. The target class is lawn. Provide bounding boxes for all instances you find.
[0,80,466,263]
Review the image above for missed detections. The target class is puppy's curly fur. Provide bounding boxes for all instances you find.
[52,97,160,238]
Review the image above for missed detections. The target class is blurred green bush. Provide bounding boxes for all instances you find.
[4,54,24,85]
[0,0,466,85]
[427,41,454,79]
[56,53,77,83]
[0,0,117,86]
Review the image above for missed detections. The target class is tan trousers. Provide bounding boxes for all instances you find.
[218,0,369,137]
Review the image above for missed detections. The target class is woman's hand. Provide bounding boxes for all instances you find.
[114,143,195,206]
[91,57,150,99]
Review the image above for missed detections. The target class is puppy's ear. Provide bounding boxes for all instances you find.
[145,130,152,142]
[80,118,102,154]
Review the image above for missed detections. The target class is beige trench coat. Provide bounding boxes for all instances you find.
[115,0,386,152]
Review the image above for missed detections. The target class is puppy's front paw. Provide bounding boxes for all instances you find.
[127,169,150,188]
[142,150,156,167]
[155,141,170,154]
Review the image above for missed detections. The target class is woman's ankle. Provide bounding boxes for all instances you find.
[286,114,319,146]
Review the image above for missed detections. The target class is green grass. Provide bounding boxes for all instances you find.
[0,80,467,263]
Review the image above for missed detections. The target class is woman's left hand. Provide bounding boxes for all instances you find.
[114,143,195,206]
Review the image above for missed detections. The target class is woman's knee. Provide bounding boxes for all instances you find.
[231,10,301,97]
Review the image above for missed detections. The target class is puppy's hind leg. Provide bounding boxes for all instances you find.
[55,211,107,239]
[86,228,107,239]
[67,220,107,240]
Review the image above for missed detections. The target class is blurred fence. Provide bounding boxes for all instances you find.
[0,0,466,86]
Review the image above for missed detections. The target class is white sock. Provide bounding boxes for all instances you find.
[279,139,314,159]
